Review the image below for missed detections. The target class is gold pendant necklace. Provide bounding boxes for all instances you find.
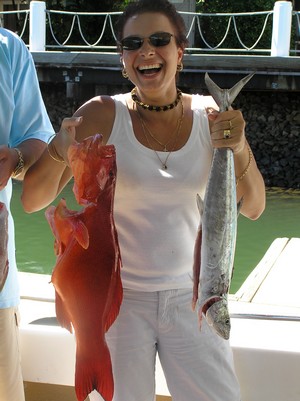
[139,116,177,152]
[137,99,184,170]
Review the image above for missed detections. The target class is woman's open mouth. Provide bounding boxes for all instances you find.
[138,64,162,75]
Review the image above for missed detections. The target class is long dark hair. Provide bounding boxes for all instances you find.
[116,0,189,51]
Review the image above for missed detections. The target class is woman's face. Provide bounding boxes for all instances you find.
[121,12,183,96]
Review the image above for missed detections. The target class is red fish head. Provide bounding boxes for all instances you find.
[68,134,117,205]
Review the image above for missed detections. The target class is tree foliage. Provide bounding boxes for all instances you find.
[195,0,278,52]
[196,0,277,13]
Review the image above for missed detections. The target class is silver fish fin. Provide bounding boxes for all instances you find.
[237,197,244,215]
[196,194,204,216]
[204,73,224,107]
[228,72,255,106]
[205,72,255,111]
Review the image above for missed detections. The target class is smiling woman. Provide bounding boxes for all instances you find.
[21,1,265,400]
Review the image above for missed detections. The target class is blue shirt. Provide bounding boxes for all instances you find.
[0,28,54,308]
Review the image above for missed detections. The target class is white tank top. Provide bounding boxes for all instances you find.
[108,94,213,291]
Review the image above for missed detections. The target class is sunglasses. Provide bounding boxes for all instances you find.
[120,32,173,51]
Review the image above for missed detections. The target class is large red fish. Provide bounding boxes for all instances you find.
[0,202,9,292]
[45,134,122,401]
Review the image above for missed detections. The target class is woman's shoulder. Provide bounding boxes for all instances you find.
[73,95,119,143]
[78,94,115,111]
[76,93,130,114]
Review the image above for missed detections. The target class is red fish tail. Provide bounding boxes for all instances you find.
[75,344,114,401]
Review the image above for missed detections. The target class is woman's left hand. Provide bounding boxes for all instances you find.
[207,109,246,154]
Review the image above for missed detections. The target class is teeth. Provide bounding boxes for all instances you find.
[138,64,161,71]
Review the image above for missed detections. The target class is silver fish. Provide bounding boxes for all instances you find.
[192,73,254,340]
[0,202,9,292]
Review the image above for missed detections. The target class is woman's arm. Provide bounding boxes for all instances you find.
[21,117,80,213]
[233,139,265,220]
[21,96,115,213]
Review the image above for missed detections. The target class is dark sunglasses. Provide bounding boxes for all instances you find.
[120,32,173,51]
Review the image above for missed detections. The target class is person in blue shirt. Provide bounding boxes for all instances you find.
[0,27,54,401]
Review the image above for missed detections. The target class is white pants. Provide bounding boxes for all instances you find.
[89,289,240,401]
[0,307,25,401]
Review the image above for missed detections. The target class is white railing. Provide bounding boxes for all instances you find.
[189,10,273,52]
[46,9,120,50]
[0,1,298,56]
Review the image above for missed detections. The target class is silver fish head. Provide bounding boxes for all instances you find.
[205,297,231,340]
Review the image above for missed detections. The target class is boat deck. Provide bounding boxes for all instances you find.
[19,237,300,401]
[232,237,300,309]
[19,272,172,400]
[229,237,300,401]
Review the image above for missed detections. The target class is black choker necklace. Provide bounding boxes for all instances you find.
[131,88,182,112]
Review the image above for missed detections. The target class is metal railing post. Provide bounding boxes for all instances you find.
[29,1,46,51]
[271,1,292,56]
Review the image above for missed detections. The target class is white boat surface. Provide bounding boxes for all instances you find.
[19,237,300,401]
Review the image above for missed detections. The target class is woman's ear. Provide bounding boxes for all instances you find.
[177,48,184,64]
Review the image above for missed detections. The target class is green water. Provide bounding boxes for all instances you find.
[11,182,300,293]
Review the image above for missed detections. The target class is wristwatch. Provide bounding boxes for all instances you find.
[11,147,24,178]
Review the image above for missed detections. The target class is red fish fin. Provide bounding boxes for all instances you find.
[104,269,123,332]
[192,194,203,311]
[46,201,89,251]
[55,291,73,333]
[45,205,57,236]
[75,343,114,401]
[198,308,204,331]
[192,223,202,311]
[73,219,89,249]
[45,206,64,256]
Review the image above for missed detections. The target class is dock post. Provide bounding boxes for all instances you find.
[29,1,46,51]
[170,0,196,47]
[271,1,292,56]
[294,0,300,53]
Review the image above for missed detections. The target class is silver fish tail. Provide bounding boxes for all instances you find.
[204,72,255,113]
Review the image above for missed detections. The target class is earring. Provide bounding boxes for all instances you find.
[177,62,183,72]
[122,67,129,79]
